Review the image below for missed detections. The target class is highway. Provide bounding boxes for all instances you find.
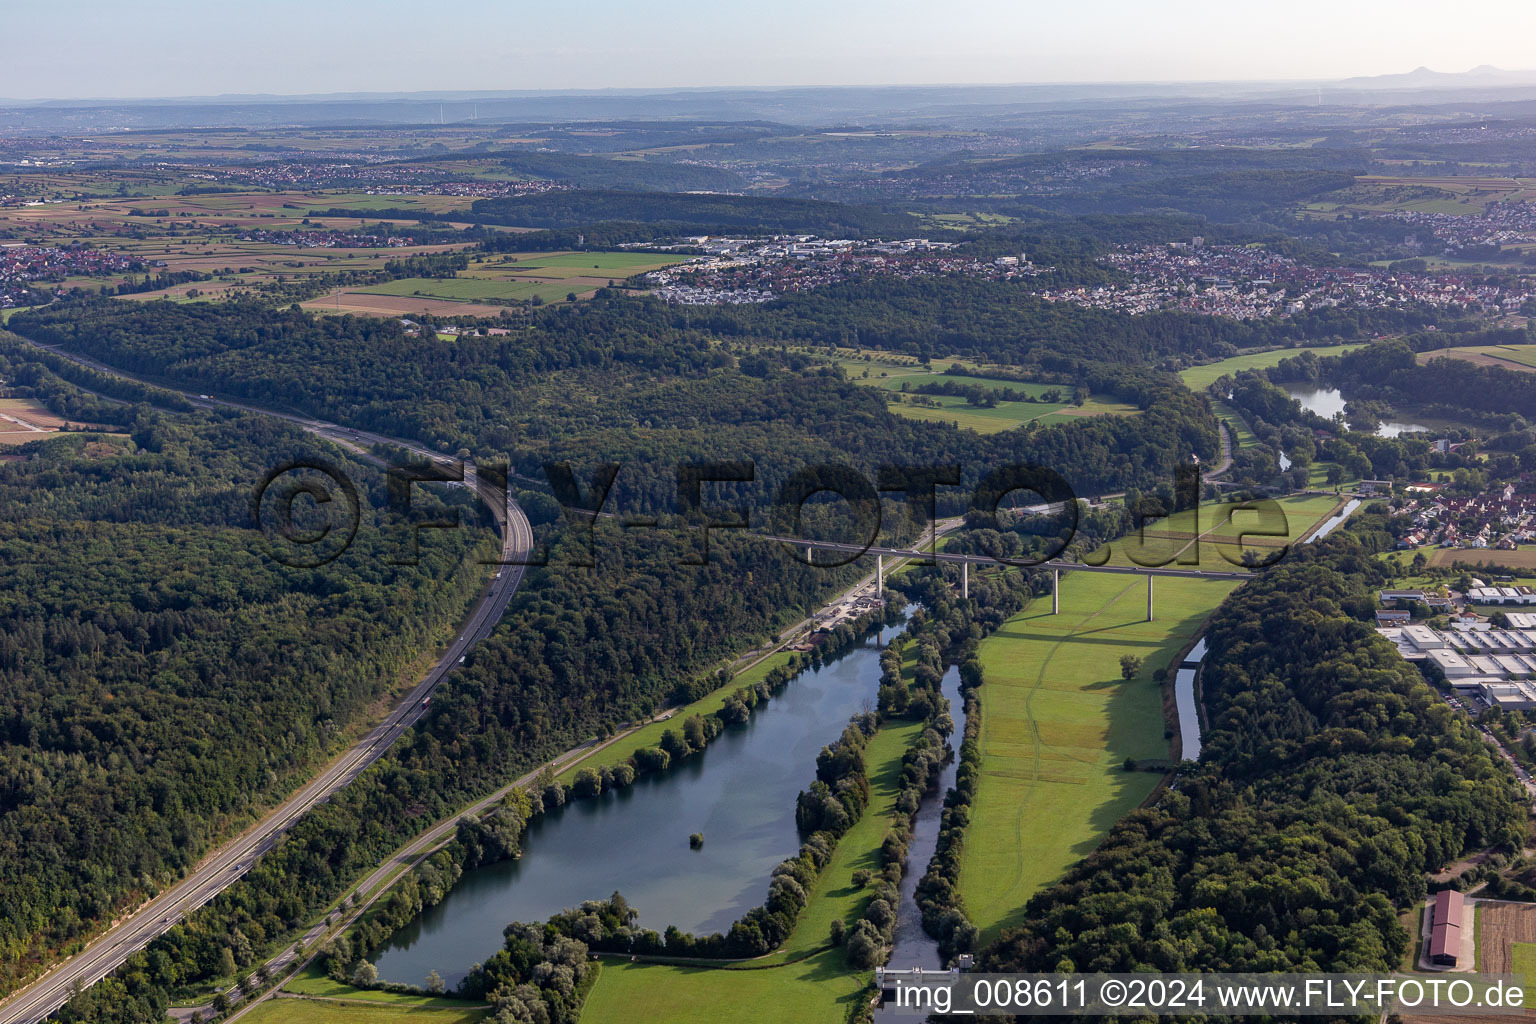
[0,337,535,1024]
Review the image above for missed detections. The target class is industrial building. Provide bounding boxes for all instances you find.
[1380,621,1536,709]
[1467,586,1536,606]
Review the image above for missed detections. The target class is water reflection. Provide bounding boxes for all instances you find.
[373,613,908,987]
[1283,385,1431,438]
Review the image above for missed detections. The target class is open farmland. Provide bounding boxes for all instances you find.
[1419,344,1536,373]
[329,250,691,311]
[1427,547,1536,570]
[887,393,1139,433]
[1478,902,1536,974]
[835,356,1140,434]
[0,397,114,446]
[1302,175,1536,216]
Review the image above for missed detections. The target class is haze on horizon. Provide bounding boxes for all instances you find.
[6,0,1536,102]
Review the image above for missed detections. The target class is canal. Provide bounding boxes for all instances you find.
[374,610,912,987]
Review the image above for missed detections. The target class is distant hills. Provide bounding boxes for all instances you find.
[6,67,1536,135]
[1337,65,1536,90]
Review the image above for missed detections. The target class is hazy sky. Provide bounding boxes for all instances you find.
[7,0,1535,100]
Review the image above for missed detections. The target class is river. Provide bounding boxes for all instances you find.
[881,665,965,975]
[1283,385,1432,438]
[374,611,911,988]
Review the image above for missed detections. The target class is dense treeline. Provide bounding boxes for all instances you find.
[1,332,193,413]
[983,540,1526,980]
[698,277,1431,364]
[49,515,877,1024]
[1288,335,1536,430]
[0,396,488,999]
[9,297,1224,514]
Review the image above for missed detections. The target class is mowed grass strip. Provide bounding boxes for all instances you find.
[960,495,1347,943]
[887,394,1138,435]
[767,718,925,961]
[960,571,1236,944]
[240,995,488,1024]
[283,967,476,1007]
[580,949,863,1024]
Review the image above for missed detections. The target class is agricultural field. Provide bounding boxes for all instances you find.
[959,494,1345,943]
[1426,547,1536,571]
[1418,344,1536,373]
[0,396,111,446]
[0,189,471,244]
[1104,494,1343,573]
[581,951,861,1024]
[886,392,1139,434]
[1300,176,1536,217]
[1178,343,1367,391]
[1477,902,1536,974]
[322,250,692,313]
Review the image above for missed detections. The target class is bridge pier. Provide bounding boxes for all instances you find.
[961,561,969,599]
[876,554,884,601]
[1147,574,1154,622]
[806,544,813,564]
[1052,569,1059,614]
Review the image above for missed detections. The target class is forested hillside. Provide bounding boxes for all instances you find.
[8,299,1221,508]
[982,539,1525,976]
[0,361,490,993]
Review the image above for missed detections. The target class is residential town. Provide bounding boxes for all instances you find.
[636,235,1048,304]
[1,242,141,308]
[234,228,415,249]
[1392,483,1536,551]
[1389,200,1536,258]
[1038,240,1534,319]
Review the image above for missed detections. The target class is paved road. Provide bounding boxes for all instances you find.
[185,521,962,1022]
[1203,420,1235,482]
[0,339,535,1024]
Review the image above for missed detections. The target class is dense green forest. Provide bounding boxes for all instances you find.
[8,299,1222,511]
[982,537,1525,977]
[0,368,491,994]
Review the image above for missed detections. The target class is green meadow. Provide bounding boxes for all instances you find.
[1178,344,1367,391]
[241,995,487,1024]
[959,493,1345,943]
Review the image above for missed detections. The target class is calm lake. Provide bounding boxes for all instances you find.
[1283,385,1432,438]
[375,611,912,987]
